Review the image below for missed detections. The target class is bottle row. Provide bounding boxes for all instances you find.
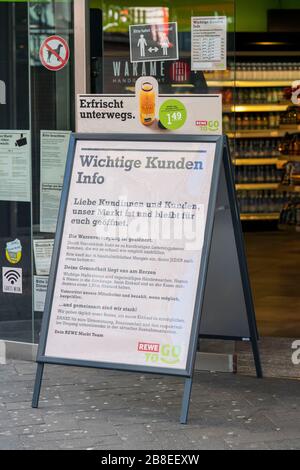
[206,61,300,81]
[223,113,281,132]
[279,133,300,156]
[231,139,281,159]
[222,88,286,105]
[235,166,283,184]
[237,191,289,214]
[280,107,300,126]
[235,62,300,80]
[279,200,300,228]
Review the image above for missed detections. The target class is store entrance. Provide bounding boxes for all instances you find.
[230,34,300,340]
[0,1,299,367]
[87,2,300,347]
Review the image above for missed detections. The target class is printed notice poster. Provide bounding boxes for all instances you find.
[0,131,31,202]
[34,276,48,312]
[40,130,71,232]
[191,16,227,71]
[44,139,216,371]
[33,239,54,276]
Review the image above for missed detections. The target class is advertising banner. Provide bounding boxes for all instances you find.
[77,81,222,135]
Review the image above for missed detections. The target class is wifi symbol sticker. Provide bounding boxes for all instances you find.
[2,267,22,294]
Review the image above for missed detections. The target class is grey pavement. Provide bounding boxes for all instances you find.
[0,360,300,450]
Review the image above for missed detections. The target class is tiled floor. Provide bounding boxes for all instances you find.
[0,360,300,450]
[236,336,300,379]
[245,231,300,338]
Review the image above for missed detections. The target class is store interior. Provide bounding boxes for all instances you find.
[91,0,300,340]
[216,32,300,338]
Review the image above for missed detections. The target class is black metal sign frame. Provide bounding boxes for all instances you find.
[32,134,262,424]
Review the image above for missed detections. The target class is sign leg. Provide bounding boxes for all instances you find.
[180,377,193,424]
[32,363,45,408]
[251,337,263,379]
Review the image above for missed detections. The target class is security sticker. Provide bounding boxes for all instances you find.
[5,239,22,264]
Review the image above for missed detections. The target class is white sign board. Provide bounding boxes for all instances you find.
[43,138,217,372]
[33,239,54,276]
[33,135,262,422]
[40,130,71,233]
[0,131,31,202]
[34,276,48,312]
[77,94,222,135]
[191,16,227,71]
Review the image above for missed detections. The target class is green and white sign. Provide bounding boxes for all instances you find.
[76,77,222,135]
[159,99,187,130]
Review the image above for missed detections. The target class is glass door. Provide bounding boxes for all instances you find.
[0,1,75,345]
[88,1,235,98]
[29,0,74,342]
[0,1,32,343]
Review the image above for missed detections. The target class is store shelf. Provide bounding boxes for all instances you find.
[224,104,289,113]
[235,80,292,87]
[278,184,300,193]
[236,183,279,190]
[207,80,235,87]
[278,223,300,233]
[278,155,300,162]
[233,158,280,166]
[228,127,300,138]
[207,80,292,88]
[240,213,280,221]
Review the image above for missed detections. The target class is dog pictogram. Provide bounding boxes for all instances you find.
[39,36,70,71]
[47,43,63,63]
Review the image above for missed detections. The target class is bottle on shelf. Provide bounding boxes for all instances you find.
[233,61,300,81]
[223,114,231,133]
[237,189,289,215]
[235,163,283,184]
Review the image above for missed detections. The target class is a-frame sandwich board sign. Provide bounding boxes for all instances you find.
[32,134,262,425]
[199,138,262,373]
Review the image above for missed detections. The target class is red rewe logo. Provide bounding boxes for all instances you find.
[196,120,208,126]
[138,342,160,353]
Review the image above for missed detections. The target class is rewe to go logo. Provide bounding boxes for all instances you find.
[138,342,181,365]
[196,119,219,132]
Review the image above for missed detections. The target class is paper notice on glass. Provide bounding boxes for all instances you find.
[40,130,71,233]
[33,239,54,276]
[191,16,227,71]
[34,276,48,312]
[0,131,31,202]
